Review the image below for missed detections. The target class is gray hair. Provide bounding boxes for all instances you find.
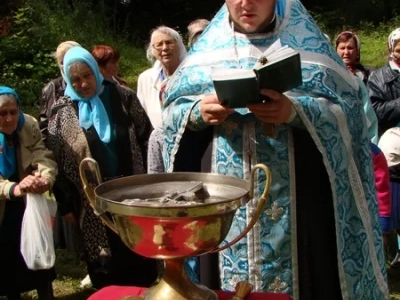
[187,19,210,47]
[53,41,81,79]
[0,94,17,106]
[53,41,81,66]
[145,26,187,64]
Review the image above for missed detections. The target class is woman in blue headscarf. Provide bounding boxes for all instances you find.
[46,46,158,289]
[0,86,57,299]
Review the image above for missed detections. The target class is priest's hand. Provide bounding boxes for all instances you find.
[200,94,234,125]
[247,89,293,123]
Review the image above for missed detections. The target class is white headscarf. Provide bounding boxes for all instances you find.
[378,127,400,168]
[388,28,400,60]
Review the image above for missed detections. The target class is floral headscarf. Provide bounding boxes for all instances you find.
[388,28,400,61]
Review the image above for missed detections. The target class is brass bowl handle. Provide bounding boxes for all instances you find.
[79,158,118,234]
[210,163,271,253]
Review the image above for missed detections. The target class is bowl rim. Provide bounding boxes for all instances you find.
[93,172,251,216]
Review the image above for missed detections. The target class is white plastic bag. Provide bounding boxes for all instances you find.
[20,193,55,270]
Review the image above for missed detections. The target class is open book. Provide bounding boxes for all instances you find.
[211,39,303,108]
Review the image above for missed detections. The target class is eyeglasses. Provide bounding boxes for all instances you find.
[152,39,176,50]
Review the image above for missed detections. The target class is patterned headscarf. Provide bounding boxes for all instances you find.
[335,31,361,74]
[0,86,25,179]
[388,28,400,61]
[63,46,111,143]
[336,31,361,51]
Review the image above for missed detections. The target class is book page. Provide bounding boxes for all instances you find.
[267,47,291,60]
[265,48,298,64]
[263,39,283,57]
[254,39,298,70]
[211,67,255,81]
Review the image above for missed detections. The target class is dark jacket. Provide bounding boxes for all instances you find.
[47,80,153,216]
[46,81,157,288]
[367,63,400,135]
[357,64,374,85]
[39,76,66,143]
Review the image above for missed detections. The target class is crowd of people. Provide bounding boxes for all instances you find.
[1,0,400,299]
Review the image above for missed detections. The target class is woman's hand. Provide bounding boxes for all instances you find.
[35,176,50,194]
[200,94,234,125]
[13,175,50,197]
[247,89,293,123]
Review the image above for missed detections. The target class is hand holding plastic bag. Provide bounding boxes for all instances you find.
[20,193,55,270]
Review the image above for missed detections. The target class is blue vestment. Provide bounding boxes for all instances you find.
[162,0,387,298]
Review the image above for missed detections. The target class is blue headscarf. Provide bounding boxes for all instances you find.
[63,46,111,143]
[0,86,25,179]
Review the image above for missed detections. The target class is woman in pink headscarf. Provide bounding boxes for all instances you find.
[335,31,373,84]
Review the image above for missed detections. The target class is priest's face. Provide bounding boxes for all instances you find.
[226,0,277,33]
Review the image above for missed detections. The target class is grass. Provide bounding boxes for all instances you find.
[329,19,400,69]
[389,268,400,300]
[328,27,389,69]
[359,31,389,68]
[1,246,398,299]
[19,250,94,300]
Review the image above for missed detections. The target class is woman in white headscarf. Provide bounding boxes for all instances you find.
[368,28,400,136]
[379,126,400,267]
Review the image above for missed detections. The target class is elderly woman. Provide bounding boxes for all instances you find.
[335,31,379,143]
[368,28,400,135]
[370,28,400,267]
[335,31,373,85]
[39,41,81,141]
[137,26,186,129]
[47,46,158,289]
[187,19,210,48]
[378,127,400,266]
[0,86,57,300]
[39,41,84,267]
[138,26,186,174]
[336,32,390,245]
[91,44,128,87]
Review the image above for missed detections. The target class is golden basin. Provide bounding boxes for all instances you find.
[80,158,271,300]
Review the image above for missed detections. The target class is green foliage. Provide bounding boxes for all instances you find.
[0,0,150,109]
[356,16,400,68]
[310,8,400,68]
[0,5,59,107]
[337,19,400,68]
[1,0,400,110]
